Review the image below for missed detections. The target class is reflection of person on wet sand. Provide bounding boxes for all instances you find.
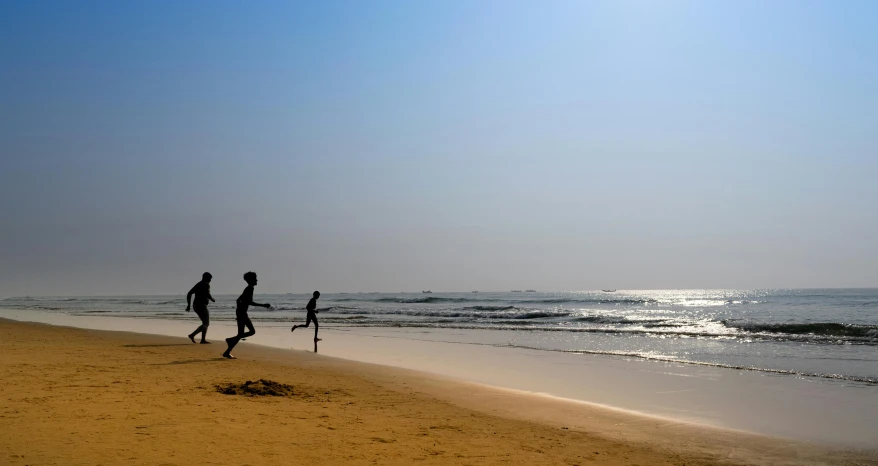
[291,291,321,342]
[186,272,215,344]
[222,271,270,359]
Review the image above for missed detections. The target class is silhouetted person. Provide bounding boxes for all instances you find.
[291,291,321,342]
[186,272,215,344]
[222,271,270,359]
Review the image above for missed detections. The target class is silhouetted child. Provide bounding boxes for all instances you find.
[222,271,270,359]
[186,272,215,344]
[291,291,321,342]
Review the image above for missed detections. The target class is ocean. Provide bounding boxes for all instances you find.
[3,288,876,384]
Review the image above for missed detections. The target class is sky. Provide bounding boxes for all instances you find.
[1,0,877,295]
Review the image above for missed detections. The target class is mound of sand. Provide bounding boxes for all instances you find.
[216,379,295,396]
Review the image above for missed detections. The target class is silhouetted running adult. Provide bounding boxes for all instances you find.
[222,271,270,359]
[186,272,215,344]
[291,291,321,342]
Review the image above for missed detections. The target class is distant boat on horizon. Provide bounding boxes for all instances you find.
[422,290,432,294]
[525,289,536,292]
[510,290,522,292]
[602,289,616,292]
[471,290,478,293]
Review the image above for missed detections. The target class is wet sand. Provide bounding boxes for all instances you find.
[0,319,873,465]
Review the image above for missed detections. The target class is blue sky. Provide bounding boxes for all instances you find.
[1,1,876,294]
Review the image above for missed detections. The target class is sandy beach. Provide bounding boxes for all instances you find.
[4,305,877,447]
[6,1,877,464]
[1,319,874,465]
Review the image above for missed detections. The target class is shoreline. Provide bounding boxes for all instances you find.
[2,319,875,465]
[2,308,878,449]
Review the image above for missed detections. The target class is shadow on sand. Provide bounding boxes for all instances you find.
[150,358,225,366]
[123,344,192,348]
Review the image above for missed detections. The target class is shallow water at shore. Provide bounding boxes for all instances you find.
[3,289,877,383]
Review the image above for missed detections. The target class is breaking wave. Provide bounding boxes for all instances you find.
[723,321,878,339]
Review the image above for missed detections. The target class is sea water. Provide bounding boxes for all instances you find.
[2,289,876,383]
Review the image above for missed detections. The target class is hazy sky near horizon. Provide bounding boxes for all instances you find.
[2,0,877,296]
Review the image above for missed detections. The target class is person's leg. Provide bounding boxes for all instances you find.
[189,307,205,343]
[199,309,210,343]
[193,307,210,343]
[188,324,202,343]
[241,317,256,339]
[223,317,246,358]
[292,313,311,332]
[313,315,320,341]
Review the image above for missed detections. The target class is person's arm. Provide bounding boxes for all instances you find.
[209,292,215,303]
[186,286,196,311]
[242,288,270,308]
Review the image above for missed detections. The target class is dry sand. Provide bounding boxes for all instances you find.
[0,319,873,465]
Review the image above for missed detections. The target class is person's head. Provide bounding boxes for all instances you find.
[313,291,320,299]
[202,272,212,283]
[243,271,257,286]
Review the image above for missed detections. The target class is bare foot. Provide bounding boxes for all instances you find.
[314,338,322,342]
[188,334,196,344]
[291,326,297,332]
[200,341,211,344]
[222,352,236,359]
